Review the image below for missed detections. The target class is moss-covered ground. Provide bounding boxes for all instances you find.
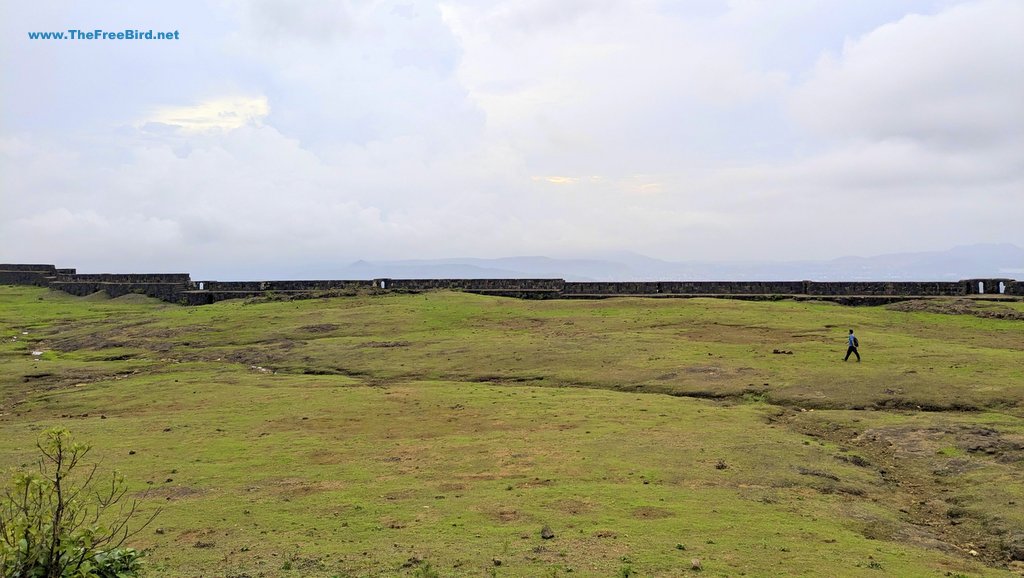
[1,286,1022,577]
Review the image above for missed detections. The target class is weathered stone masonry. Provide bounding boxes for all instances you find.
[1,263,1021,306]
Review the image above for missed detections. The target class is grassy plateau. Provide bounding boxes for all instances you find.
[1,285,1022,577]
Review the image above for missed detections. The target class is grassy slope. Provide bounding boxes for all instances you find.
[1,286,1022,577]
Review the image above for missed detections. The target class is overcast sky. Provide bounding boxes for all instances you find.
[1,0,1022,277]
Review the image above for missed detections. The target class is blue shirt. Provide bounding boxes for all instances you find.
[849,334,856,347]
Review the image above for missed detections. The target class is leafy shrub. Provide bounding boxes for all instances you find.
[0,428,158,577]
[93,547,144,577]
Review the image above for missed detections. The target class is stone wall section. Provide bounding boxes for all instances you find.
[0,264,58,272]
[2,264,1021,305]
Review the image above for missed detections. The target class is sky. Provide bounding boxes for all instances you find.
[1,0,1022,277]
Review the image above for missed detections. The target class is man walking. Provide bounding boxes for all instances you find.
[844,329,860,362]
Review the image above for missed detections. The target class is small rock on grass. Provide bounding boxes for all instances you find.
[691,558,702,570]
[540,526,555,539]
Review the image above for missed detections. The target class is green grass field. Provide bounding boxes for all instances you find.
[1,286,1022,577]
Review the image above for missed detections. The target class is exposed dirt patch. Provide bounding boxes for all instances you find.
[632,506,673,519]
[381,488,418,501]
[793,414,1024,567]
[140,485,207,501]
[835,453,871,467]
[101,353,137,361]
[46,324,202,353]
[891,522,962,554]
[469,375,545,384]
[857,425,1024,463]
[958,427,1024,464]
[931,457,980,477]
[870,397,982,412]
[283,556,328,572]
[48,334,127,352]
[19,368,139,391]
[796,466,840,481]
[519,317,552,328]
[516,477,555,489]
[221,349,290,367]
[306,450,346,465]
[300,324,339,333]
[682,365,725,377]
[491,508,521,523]
[362,340,411,348]
[454,473,499,482]
[174,528,219,546]
[256,478,347,499]
[857,426,952,457]
[1002,534,1024,562]
[296,366,370,378]
[269,338,298,350]
[887,299,1024,321]
[555,498,593,515]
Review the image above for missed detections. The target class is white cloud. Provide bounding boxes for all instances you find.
[441,0,791,175]
[241,0,353,44]
[790,0,1024,149]
[144,96,270,132]
[1,0,1021,271]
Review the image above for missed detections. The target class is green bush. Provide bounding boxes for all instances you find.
[0,428,158,577]
[93,547,144,577]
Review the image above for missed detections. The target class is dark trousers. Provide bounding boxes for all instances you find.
[844,346,860,361]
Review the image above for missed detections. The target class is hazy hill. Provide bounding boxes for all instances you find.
[333,243,1023,281]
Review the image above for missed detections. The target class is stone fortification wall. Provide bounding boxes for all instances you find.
[0,266,192,301]
[0,264,58,286]
[561,282,659,294]
[967,278,1018,296]
[2,263,1021,305]
[57,273,191,284]
[0,271,53,286]
[49,281,188,301]
[181,280,378,305]
[0,264,58,272]
[378,278,564,292]
[197,280,374,292]
[48,272,192,302]
[657,281,806,295]
[804,281,967,297]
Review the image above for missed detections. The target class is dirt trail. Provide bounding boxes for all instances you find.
[775,408,1024,568]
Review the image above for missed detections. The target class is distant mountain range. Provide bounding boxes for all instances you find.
[334,244,1024,281]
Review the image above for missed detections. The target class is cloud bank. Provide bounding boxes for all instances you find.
[1,0,1021,277]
